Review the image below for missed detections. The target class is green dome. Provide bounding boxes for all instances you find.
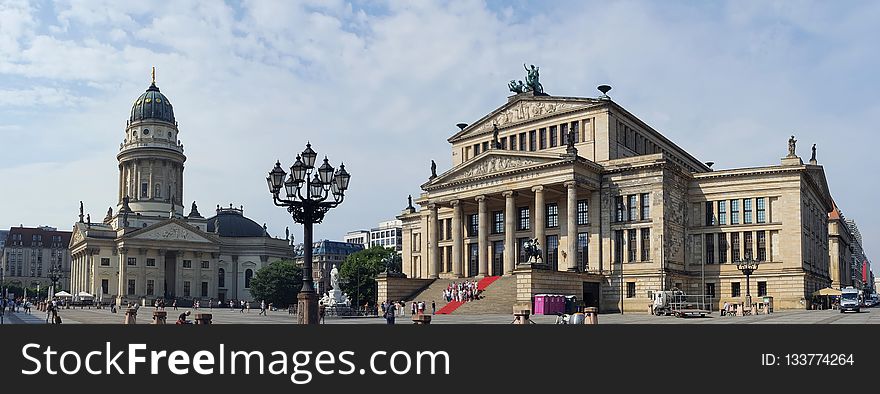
[130,82,175,124]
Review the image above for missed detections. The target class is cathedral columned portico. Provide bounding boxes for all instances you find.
[68,71,293,307]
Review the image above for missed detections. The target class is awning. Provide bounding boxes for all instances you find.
[54,291,73,298]
[812,288,841,297]
[77,291,95,299]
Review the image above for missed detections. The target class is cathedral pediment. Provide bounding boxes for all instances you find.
[448,96,601,143]
[128,220,216,244]
[806,167,833,211]
[424,151,561,189]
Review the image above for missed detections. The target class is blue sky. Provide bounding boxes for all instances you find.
[0,0,876,263]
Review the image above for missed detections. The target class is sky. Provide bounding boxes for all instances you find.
[0,0,877,261]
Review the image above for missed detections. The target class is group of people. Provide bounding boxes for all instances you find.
[443,280,480,303]
[1,297,33,315]
[379,300,438,324]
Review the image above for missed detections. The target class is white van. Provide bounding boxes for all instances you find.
[840,287,860,313]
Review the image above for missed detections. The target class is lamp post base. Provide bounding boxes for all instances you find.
[297,291,319,325]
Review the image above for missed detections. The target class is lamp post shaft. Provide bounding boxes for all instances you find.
[298,217,319,324]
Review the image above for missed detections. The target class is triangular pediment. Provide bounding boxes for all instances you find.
[128,220,216,244]
[806,167,833,210]
[424,150,562,189]
[448,95,602,143]
[70,225,86,247]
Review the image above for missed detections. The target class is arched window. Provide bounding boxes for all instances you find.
[245,269,253,288]
[218,268,225,288]
[154,183,161,198]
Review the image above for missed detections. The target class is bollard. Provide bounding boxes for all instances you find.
[152,310,167,324]
[412,314,432,325]
[584,307,598,324]
[124,308,138,324]
[195,313,213,324]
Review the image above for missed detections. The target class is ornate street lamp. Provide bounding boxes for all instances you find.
[267,143,350,324]
[48,264,64,303]
[736,258,760,309]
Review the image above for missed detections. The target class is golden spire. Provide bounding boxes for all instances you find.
[151,66,156,85]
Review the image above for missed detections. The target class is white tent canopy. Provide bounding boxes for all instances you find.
[54,290,73,298]
[77,291,95,299]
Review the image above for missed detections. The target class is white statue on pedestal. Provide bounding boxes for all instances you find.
[320,265,350,307]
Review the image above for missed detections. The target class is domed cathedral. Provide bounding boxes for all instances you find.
[68,69,293,307]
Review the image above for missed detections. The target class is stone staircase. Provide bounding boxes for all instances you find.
[408,276,518,315]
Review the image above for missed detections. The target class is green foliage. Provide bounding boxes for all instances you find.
[1,282,47,299]
[339,246,398,308]
[248,260,302,307]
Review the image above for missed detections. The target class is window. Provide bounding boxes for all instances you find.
[706,283,716,298]
[730,200,740,225]
[731,282,741,298]
[628,195,637,221]
[731,233,741,262]
[705,234,715,264]
[549,126,558,147]
[127,257,137,266]
[626,282,636,298]
[614,196,624,222]
[201,261,209,269]
[718,201,727,225]
[545,235,558,270]
[561,123,569,144]
[509,134,516,150]
[529,130,536,151]
[500,137,507,150]
[718,233,728,264]
[201,281,209,297]
[492,211,504,234]
[640,228,650,261]
[127,279,136,295]
[473,143,480,156]
[147,280,154,296]
[146,258,155,267]
[757,281,767,297]
[101,258,110,266]
[218,268,226,288]
[539,128,547,149]
[519,132,526,150]
[546,203,558,228]
[467,214,479,237]
[482,141,488,152]
[183,281,191,297]
[245,269,253,288]
[518,207,530,231]
[757,231,766,261]
[641,193,650,220]
[744,232,753,260]
[571,121,579,143]
[469,243,479,276]
[743,199,752,224]
[445,219,452,241]
[627,229,637,262]
[101,279,109,294]
[577,232,589,271]
[183,260,192,268]
[141,182,148,197]
[614,230,624,264]
[756,198,766,223]
[577,199,589,225]
[705,201,715,226]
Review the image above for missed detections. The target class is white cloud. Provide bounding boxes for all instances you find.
[0,1,878,259]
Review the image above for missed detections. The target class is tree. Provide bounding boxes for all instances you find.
[339,246,398,309]
[248,260,302,308]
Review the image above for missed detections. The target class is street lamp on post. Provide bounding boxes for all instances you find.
[736,258,760,309]
[267,142,351,324]
[48,263,64,303]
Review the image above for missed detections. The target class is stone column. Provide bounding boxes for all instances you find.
[503,191,516,274]
[118,164,124,203]
[477,195,488,276]
[117,248,127,306]
[70,254,77,294]
[533,186,545,261]
[566,182,578,271]
[428,204,439,279]
[451,200,463,278]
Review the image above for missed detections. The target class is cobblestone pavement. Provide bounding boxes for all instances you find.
[3,306,878,324]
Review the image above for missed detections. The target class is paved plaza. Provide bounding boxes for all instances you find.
[3,306,880,325]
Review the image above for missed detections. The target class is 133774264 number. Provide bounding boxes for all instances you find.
[784,354,854,366]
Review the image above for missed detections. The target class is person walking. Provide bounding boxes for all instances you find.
[259,300,267,316]
[432,300,436,315]
[385,302,396,325]
[239,300,245,313]
[172,299,178,310]
[411,301,416,316]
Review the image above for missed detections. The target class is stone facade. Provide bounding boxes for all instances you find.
[399,89,835,312]
[68,76,292,306]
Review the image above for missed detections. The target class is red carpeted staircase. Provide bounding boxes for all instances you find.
[435,276,501,314]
